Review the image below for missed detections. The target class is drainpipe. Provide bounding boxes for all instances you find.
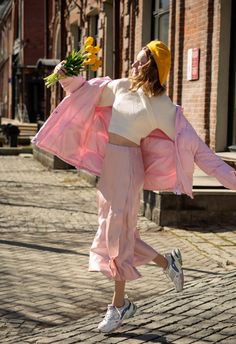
[44,0,48,58]
[60,0,66,60]
[43,0,50,119]
[60,0,66,100]
[113,0,120,78]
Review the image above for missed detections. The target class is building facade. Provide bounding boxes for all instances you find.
[0,0,13,119]
[0,0,235,152]
[0,0,45,123]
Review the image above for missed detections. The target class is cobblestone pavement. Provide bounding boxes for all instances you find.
[3,271,236,344]
[0,155,235,343]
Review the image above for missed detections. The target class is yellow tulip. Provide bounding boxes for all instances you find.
[91,59,102,71]
[94,59,102,67]
[91,65,98,72]
[84,45,94,53]
[85,53,97,59]
[84,36,94,46]
[83,57,97,65]
[93,46,101,53]
[90,58,97,64]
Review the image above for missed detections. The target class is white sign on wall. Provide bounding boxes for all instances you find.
[187,48,200,81]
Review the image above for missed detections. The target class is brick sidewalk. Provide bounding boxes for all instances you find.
[0,155,235,343]
[3,271,236,344]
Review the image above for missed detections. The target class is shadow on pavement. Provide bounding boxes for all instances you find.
[106,331,170,343]
[0,239,89,256]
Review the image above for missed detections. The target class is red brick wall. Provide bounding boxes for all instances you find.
[120,0,222,150]
[209,0,221,150]
[180,0,211,141]
[23,0,45,65]
[172,0,221,149]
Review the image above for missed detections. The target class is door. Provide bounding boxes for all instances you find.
[228,0,236,150]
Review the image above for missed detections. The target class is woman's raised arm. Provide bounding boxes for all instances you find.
[54,60,119,105]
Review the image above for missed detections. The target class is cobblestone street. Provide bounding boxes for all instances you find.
[0,155,236,343]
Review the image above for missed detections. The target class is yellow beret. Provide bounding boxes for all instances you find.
[146,40,171,85]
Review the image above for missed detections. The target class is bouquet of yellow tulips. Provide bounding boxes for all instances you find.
[44,36,102,88]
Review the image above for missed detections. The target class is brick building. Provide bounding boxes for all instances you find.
[0,0,45,122]
[0,0,13,118]
[0,0,235,153]
[44,0,235,152]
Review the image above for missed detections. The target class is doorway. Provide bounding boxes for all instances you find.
[228,0,236,150]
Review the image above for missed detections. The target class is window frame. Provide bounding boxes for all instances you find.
[151,0,170,44]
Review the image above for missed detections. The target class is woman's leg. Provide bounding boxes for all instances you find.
[153,253,168,269]
[111,251,167,308]
[112,280,126,307]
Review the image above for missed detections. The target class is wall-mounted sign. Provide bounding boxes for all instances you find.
[187,48,200,81]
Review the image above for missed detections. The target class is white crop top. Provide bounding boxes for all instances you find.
[108,78,176,144]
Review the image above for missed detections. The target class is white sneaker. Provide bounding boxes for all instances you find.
[98,298,137,333]
[164,248,184,292]
[171,248,183,266]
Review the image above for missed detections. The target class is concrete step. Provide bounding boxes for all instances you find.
[1,118,38,135]
[142,188,236,227]
[32,145,74,169]
[0,147,33,155]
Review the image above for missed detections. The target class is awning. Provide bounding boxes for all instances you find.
[36,59,60,69]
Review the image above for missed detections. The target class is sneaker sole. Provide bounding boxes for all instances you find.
[98,322,122,333]
[175,272,184,292]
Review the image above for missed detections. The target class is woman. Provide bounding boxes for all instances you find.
[33,40,236,333]
[89,41,184,333]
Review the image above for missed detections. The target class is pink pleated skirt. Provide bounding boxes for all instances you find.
[88,143,158,281]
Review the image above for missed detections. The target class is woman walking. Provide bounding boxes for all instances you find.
[33,40,236,333]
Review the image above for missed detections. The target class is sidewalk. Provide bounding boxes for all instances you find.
[0,155,235,343]
[4,271,236,344]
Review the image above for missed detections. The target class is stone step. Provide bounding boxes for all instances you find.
[142,188,236,227]
[0,147,33,155]
[32,145,74,169]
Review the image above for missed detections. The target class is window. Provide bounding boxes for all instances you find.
[152,0,170,45]
[89,14,99,41]
[70,24,81,51]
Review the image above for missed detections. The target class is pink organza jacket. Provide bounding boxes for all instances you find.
[32,76,236,198]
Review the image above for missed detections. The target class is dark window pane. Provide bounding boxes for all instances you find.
[152,0,169,44]
[160,0,169,10]
[153,16,159,39]
[159,13,169,44]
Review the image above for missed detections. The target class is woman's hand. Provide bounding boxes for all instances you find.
[54,60,67,75]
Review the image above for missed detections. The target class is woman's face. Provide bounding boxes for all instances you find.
[131,49,148,76]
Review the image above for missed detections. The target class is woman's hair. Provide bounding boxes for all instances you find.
[129,46,166,97]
